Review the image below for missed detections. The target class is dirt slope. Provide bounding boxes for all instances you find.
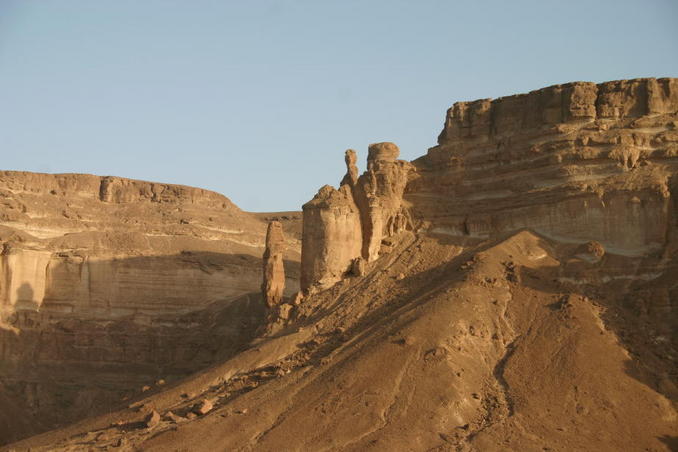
[7,230,675,451]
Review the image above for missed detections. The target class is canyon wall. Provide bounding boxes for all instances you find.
[409,78,678,255]
[0,172,301,443]
[3,77,677,451]
[301,78,678,291]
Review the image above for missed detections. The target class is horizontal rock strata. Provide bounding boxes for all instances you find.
[300,78,678,291]
[410,78,678,256]
[0,172,302,443]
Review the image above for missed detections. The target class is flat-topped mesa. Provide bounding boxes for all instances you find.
[436,78,678,148]
[262,221,286,308]
[0,171,238,209]
[412,77,678,256]
[301,143,412,292]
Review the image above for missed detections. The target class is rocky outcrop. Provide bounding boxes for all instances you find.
[410,78,678,256]
[301,185,362,291]
[435,78,678,145]
[0,171,239,209]
[0,172,303,444]
[4,77,678,452]
[301,143,412,291]
[301,78,678,291]
[262,221,286,308]
[348,143,412,261]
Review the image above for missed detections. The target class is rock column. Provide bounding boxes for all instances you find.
[300,142,412,291]
[262,221,285,308]
[300,185,362,291]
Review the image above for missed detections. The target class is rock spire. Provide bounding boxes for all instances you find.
[262,221,286,307]
[301,142,412,292]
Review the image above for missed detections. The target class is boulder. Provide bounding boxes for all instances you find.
[193,399,214,416]
[144,409,160,429]
[350,257,366,276]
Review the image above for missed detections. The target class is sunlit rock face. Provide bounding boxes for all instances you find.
[301,143,412,292]
[301,184,363,291]
[408,78,678,256]
[352,143,412,262]
[262,221,286,308]
[0,172,300,444]
[2,78,677,452]
[300,78,678,288]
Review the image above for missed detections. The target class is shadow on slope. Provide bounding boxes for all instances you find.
[4,232,677,451]
[0,251,300,445]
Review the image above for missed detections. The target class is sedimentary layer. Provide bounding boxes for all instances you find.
[0,172,301,442]
[408,78,678,256]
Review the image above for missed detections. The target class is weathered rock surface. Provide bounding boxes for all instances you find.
[262,221,286,308]
[301,185,362,291]
[301,143,411,291]
[143,410,161,429]
[4,78,678,452]
[14,228,677,452]
[0,172,302,444]
[193,399,213,416]
[350,257,366,276]
[411,78,678,256]
[351,143,412,261]
[302,78,678,291]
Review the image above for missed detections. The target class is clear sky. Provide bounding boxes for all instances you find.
[1,1,677,211]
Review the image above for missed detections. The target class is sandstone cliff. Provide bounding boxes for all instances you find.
[301,78,678,292]
[0,172,302,442]
[411,78,678,255]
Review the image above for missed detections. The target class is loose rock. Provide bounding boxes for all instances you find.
[144,409,161,428]
[193,399,214,416]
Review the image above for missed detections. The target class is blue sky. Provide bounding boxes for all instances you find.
[1,1,677,211]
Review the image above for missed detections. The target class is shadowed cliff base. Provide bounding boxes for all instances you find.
[4,229,675,451]
[0,252,300,445]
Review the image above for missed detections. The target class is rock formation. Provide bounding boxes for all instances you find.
[411,78,678,255]
[300,184,362,291]
[262,221,286,308]
[348,143,412,261]
[0,172,302,444]
[301,142,412,291]
[302,78,678,293]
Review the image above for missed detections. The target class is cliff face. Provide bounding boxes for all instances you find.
[409,78,678,255]
[0,172,301,443]
[298,78,677,386]
[275,78,678,450]
[300,184,362,291]
[301,78,678,294]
